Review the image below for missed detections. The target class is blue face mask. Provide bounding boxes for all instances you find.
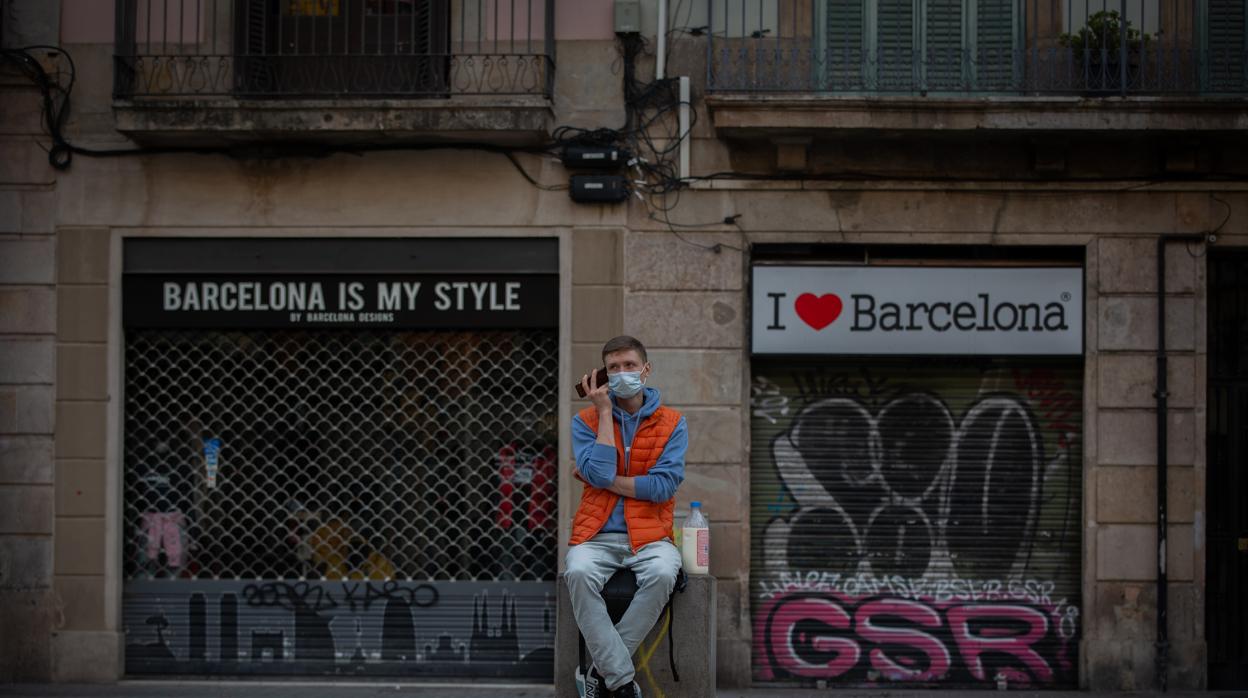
[608,370,645,398]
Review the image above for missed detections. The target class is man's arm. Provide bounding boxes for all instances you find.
[572,413,617,488]
[606,416,687,501]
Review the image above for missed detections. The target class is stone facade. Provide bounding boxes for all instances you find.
[0,5,60,678]
[1,0,1244,689]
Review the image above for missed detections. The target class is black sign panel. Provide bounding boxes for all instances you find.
[123,274,558,329]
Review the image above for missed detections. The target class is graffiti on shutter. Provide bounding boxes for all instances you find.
[750,360,1082,687]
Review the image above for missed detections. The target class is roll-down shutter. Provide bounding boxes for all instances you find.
[121,239,559,679]
[750,358,1082,688]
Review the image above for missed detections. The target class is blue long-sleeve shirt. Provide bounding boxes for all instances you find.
[572,386,687,535]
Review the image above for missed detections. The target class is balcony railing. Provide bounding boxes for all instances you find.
[114,0,554,99]
[706,0,1248,95]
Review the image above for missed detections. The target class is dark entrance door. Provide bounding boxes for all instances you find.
[1208,251,1248,689]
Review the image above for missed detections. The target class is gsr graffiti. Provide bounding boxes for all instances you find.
[750,364,1083,687]
[755,590,1077,686]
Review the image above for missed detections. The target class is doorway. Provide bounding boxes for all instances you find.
[1207,250,1248,689]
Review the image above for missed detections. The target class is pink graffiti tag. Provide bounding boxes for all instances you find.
[758,595,860,680]
[755,590,1074,686]
[856,599,951,681]
[947,604,1053,684]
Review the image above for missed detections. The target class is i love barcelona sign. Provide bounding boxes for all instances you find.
[751,265,1084,356]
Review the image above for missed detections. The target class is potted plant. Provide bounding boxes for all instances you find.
[1059,10,1155,93]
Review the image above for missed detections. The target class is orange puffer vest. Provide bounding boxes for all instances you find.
[569,403,682,551]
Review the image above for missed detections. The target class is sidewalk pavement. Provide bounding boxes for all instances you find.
[1,683,1246,698]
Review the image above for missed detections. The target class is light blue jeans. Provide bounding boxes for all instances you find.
[565,532,682,691]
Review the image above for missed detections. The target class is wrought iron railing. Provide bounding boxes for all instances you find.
[114,0,554,98]
[706,0,1248,95]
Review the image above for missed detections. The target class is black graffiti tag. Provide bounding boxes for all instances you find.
[242,581,338,612]
[945,399,1041,578]
[770,392,1044,580]
[340,580,439,613]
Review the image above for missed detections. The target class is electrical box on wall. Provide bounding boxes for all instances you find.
[614,0,641,34]
[561,145,630,170]
[570,175,630,203]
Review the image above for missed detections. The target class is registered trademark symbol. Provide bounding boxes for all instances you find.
[1060,292,1072,302]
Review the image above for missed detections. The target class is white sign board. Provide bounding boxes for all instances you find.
[752,266,1083,356]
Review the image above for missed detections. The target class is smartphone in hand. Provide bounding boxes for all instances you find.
[575,367,610,398]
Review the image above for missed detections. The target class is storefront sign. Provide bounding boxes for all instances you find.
[124,274,559,329]
[752,266,1083,355]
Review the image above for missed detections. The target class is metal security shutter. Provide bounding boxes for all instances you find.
[750,358,1082,688]
[123,328,558,677]
[120,238,559,679]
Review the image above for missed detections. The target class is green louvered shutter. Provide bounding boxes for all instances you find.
[1206,0,1247,91]
[876,0,916,90]
[827,0,867,89]
[974,0,1017,90]
[924,0,965,89]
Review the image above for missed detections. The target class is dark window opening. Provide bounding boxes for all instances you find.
[234,0,451,97]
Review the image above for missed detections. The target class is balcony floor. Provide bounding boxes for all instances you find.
[113,95,555,147]
[707,94,1248,138]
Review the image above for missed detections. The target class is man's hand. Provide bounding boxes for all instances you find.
[582,369,616,450]
[605,476,637,498]
[581,369,612,413]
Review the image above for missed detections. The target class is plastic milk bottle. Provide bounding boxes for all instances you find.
[681,502,710,574]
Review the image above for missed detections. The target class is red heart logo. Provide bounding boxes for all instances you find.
[795,293,843,331]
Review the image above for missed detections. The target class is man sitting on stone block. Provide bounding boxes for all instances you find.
[567,335,688,698]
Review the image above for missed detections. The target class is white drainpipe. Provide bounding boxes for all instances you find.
[656,0,667,80]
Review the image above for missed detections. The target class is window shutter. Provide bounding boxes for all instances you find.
[974,0,1016,90]
[877,0,916,90]
[826,0,866,89]
[1207,0,1247,91]
[825,0,1019,93]
[924,0,964,89]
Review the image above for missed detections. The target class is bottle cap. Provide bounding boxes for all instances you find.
[691,501,701,507]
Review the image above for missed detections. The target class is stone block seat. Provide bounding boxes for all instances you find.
[555,569,716,697]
